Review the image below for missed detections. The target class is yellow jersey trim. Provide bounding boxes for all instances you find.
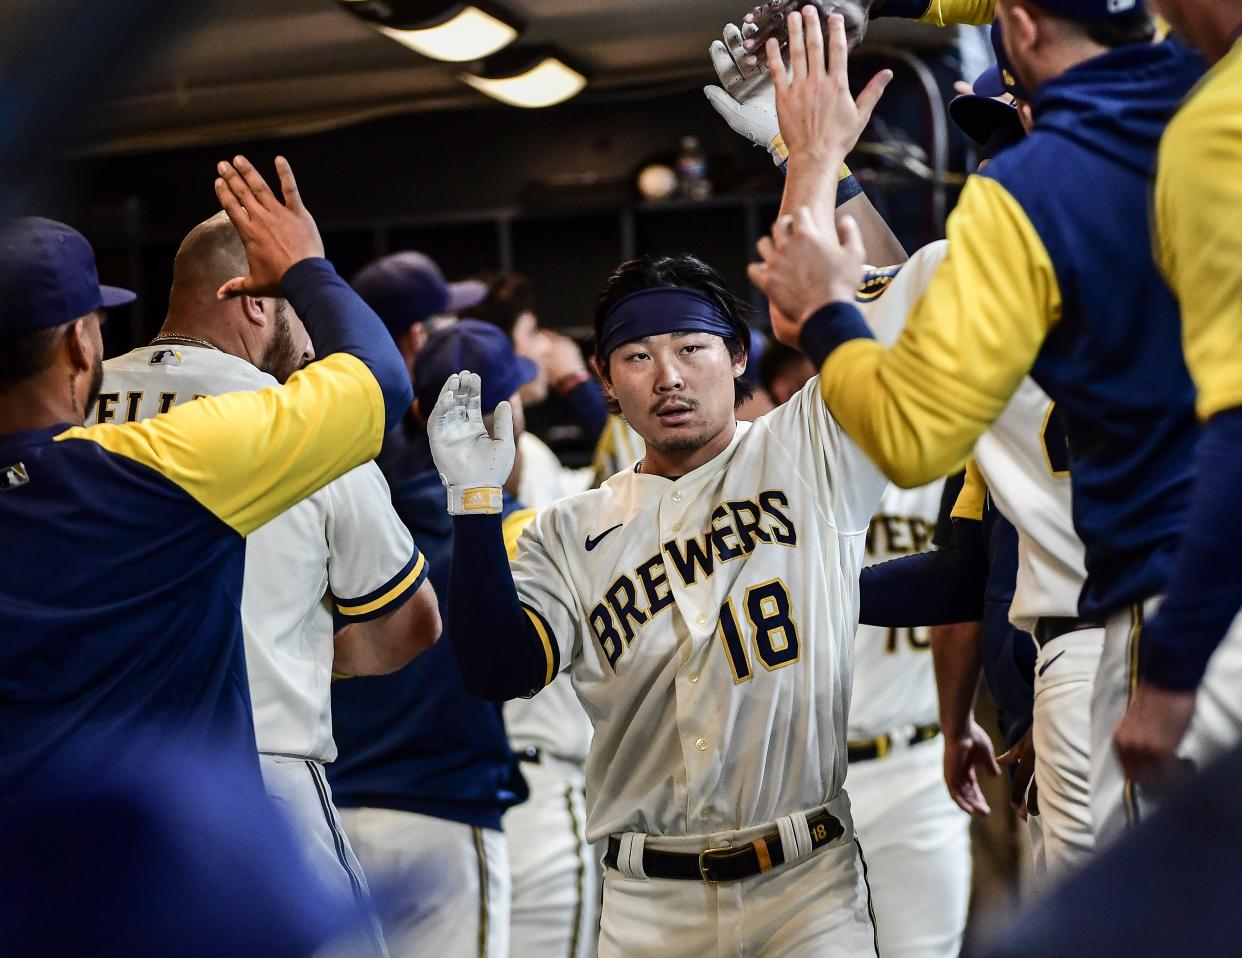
[336,553,427,617]
[502,509,538,561]
[523,605,557,688]
[951,458,986,522]
[918,0,995,27]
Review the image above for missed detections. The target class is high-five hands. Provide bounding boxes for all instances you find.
[749,206,865,345]
[214,155,325,300]
[768,9,891,168]
[428,371,516,516]
[704,20,787,167]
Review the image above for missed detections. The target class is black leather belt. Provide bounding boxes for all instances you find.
[604,808,844,883]
[847,723,940,763]
[1033,617,1103,647]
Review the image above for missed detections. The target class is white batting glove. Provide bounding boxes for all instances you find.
[427,370,515,516]
[705,22,788,167]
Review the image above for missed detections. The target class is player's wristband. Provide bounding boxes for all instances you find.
[799,301,875,368]
[446,485,503,516]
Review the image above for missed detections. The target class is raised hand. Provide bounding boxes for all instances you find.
[767,9,892,168]
[705,25,786,166]
[214,155,325,299]
[748,205,867,344]
[427,371,516,516]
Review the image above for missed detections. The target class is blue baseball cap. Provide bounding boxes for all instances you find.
[353,251,488,341]
[0,217,136,336]
[974,21,1029,100]
[414,319,538,412]
[1036,0,1143,19]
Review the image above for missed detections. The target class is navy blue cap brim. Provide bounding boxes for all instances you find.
[949,94,1021,148]
[447,279,488,315]
[973,65,1006,99]
[99,284,137,309]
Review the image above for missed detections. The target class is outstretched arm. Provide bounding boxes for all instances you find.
[428,372,561,701]
[860,517,987,626]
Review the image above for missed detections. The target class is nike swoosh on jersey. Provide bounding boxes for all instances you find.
[585,524,623,552]
[1038,650,1066,678]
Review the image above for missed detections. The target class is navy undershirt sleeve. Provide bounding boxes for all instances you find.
[1141,408,1242,690]
[873,0,933,18]
[799,301,875,369]
[563,378,609,446]
[281,258,414,433]
[448,514,556,701]
[860,518,988,626]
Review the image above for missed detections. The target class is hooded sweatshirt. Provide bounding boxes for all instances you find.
[800,36,1206,621]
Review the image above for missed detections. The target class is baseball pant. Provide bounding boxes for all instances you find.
[1091,602,1242,849]
[338,807,509,958]
[846,735,971,958]
[1029,628,1103,881]
[598,797,877,958]
[505,753,600,958]
[258,755,388,957]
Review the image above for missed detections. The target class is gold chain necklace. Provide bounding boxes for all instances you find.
[149,333,221,352]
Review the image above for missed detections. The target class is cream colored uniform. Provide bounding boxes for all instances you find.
[844,245,971,957]
[510,358,891,956]
[95,345,424,951]
[504,449,600,958]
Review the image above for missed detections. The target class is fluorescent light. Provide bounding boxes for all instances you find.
[377,6,519,63]
[462,56,587,108]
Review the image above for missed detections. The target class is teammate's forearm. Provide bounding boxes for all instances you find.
[281,258,414,433]
[1142,408,1242,690]
[838,192,907,267]
[449,514,557,701]
[860,520,987,626]
[932,621,984,738]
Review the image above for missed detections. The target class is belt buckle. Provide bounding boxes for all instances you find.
[698,843,733,884]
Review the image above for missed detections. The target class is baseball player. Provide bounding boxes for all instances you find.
[1112,0,1242,789]
[750,3,1207,847]
[89,212,441,945]
[425,216,920,956]
[0,157,412,798]
[471,276,601,957]
[329,322,539,958]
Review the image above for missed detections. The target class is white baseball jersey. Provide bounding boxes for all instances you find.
[510,375,889,843]
[884,240,1087,632]
[95,345,422,762]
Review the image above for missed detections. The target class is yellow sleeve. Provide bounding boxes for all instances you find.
[58,352,385,536]
[820,175,1061,488]
[1156,47,1242,420]
[918,0,995,27]
[503,509,539,562]
[950,458,987,521]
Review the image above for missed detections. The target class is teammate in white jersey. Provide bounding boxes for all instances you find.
[426,243,901,956]
[92,213,442,946]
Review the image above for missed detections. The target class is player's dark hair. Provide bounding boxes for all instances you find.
[1036,4,1156,47]
[0,326,62,392]
[471,272,537,339]
[593,255,755,408]
[756,340,809,396]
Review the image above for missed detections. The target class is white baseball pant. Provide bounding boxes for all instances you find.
[505,753,600,958]
[258,755,388,957]
[598,797,877,958]
[1029,628,1103,881]
[1091,601,1242,849]
[338,807,509,958]
[846,735,971,958]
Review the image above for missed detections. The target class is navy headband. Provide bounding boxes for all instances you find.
[599,287,737,359]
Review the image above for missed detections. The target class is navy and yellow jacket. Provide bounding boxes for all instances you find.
[329,467,529,830]
[0,259,412,798]
[803,39,1206,621]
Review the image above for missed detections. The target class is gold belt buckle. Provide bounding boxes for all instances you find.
[698,843,733,883]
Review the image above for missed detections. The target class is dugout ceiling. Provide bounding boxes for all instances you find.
[80,0,954,155]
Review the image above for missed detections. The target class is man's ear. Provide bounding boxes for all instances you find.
[732,351,749,380]
[64,317,94,375]
[1006,3,1039,55]
[240,296,266,327]
[591,356,616,400]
